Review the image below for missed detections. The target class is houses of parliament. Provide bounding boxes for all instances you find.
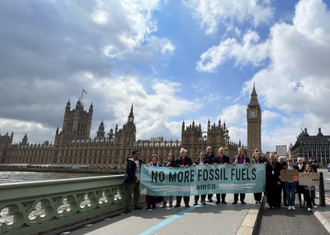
[0,86,262,170]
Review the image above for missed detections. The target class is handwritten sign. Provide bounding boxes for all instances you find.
[276,145,287,156]
[280,169,299,182]
[299,173,319,186]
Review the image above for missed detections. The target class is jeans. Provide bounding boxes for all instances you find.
[284,182,295,206]
[163,196,173,203]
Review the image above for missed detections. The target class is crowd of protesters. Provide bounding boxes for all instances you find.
[124,147,319,213]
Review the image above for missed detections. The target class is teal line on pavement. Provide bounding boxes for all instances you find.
[139,205,201,235]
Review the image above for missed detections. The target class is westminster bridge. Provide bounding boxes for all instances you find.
[1,173,330,235]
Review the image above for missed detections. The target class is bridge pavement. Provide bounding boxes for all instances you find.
[66,194,260,235]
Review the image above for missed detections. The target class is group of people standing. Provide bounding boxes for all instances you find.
[266,154,318,212]
[123,147,319,214]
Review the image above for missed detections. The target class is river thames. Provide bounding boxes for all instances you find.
[0,171,104,184]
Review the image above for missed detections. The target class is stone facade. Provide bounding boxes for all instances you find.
[2,88,263,169]
[247,84,262,158]
[289,128,330,166]
[0,132,13,163]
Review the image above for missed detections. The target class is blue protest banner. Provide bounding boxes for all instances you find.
[140,164,266,196]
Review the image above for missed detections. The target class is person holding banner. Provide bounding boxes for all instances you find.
[205,146,215,202]
[193,152,210,206]
[124,150,144,213]
[303,164,317,212]
[251,151,267,204]
[174,148,193,208]
[266,153,282,209]
[232,147,250,204]
[145,155,161,211]
[284,158,296,211]
[161,153,175,208]
[213,147,229,204]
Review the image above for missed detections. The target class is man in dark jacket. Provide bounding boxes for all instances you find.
[205,146,215,202]
[193,152,210,205]
[232,147,250,204]
[124,150,144,213]
[213,147,230,204]
[174,148,193,208]
[266,153,282,209]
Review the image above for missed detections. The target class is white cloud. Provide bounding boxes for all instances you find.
[0,118,55,144]
[262,110,281,122]
[227,126,247,146]
[241,0,330,123]
[197,30,270,73]
[217,104,246,125]
[196,0,330,151]
[87,77,199,141]
[184,0,274,35]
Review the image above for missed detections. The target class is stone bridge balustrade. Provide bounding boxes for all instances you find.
[0,174,140,235]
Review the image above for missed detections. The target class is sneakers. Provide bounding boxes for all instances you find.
[314,205,318,209]
[288,206,291,210]
[307,208,312,212]
[146,204,151,211]
[291,206,296,210]
[193,201,198,206]
[202,201,206,205]
[255,201,259,205]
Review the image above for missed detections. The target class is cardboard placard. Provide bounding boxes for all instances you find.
[280,169,299,182]
[299,173,319,186]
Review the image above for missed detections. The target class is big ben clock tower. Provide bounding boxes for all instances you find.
[247,83,262,158]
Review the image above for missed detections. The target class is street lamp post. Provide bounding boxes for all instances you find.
[223,129,230,156]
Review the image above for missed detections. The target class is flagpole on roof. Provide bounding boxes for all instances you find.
[81,88,83,103]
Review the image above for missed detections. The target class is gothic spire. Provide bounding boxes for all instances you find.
[128,103,134,122]
[248,82,259,106]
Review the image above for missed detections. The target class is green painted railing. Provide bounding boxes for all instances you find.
[0,175,141,235]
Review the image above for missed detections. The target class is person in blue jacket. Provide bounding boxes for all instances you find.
[124,150,144,213]
[174,148,193,208]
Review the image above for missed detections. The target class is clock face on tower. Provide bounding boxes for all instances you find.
[250,111,257,118]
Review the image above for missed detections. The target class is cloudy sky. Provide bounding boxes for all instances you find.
[1,0,330,153]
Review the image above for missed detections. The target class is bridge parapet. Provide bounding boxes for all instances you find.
[0,175,132,235]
